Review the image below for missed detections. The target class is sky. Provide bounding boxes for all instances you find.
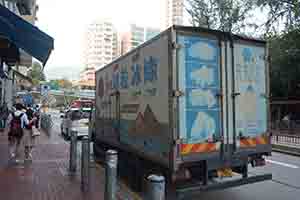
[37,0,164,80]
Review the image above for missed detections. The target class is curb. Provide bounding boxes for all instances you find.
[272,144,300,157]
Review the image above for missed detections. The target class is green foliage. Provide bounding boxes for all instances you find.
[49,78,72,89]
[256,0,300,34]
[269,29,300,97]
[186,0,256,33]
[48,80,60,90]
[28,61,45,86]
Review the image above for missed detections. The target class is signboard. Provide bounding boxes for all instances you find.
[41,84,50,96]
[22,93,34,106]
[41,95,56,106]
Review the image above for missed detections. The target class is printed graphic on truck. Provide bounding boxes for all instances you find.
[95,35,171,165]
[234,44,268,148]
[178,35,222,155]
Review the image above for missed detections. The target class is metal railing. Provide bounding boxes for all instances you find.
[271,133,300,147]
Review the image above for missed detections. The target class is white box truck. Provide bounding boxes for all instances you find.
[93,26,272,198]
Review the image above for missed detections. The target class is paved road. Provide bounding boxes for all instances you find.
[51,109,300,200]
[184,152,300,200]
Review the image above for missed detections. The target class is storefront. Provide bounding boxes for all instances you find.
[0,4,54,108]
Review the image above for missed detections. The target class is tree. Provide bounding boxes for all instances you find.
[58,78,73,89]
[48,79,60,90]
[269,29,300,97]
[28,61,46,86]
[256,0,300,34]
[186,0,256,33]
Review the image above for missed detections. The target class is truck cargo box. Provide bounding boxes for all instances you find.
[94,26,271,174]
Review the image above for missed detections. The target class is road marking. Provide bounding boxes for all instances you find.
[266,159,299,169]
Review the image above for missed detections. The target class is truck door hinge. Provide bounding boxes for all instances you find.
[173,90,184,97]
[260,93,270,99]
[172,42,182,49]
[173,139,181,145]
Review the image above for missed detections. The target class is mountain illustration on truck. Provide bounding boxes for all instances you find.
[128,105,163,137]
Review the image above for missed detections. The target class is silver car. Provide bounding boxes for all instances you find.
[60,108,91,140]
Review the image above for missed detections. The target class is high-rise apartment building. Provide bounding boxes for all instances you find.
[121,24,160,55]
[83,19,119,70]
[164,0,184,29]
[80,19,119,89]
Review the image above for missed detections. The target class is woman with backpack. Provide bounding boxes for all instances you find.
[6,103,26,162]
[6,103,36,163]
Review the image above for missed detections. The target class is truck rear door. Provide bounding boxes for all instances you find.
[177,33,223,158]
[233,42,269,150]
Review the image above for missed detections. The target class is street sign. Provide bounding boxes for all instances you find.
[22,93,33,106]
[41,95,56,106]
[41,84,50,96]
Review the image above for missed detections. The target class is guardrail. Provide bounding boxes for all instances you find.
[271,133,300,147]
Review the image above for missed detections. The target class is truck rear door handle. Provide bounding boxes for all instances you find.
[232,92,240,98]
[215,93,223,98]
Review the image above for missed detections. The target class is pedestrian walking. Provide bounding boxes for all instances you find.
[6,103,26,162]
[0,102,9,130]
[23,107,37,162]
[33,104,41,129]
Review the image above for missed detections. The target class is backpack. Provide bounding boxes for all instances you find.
[25,109,34,130]
[10,113,24,138]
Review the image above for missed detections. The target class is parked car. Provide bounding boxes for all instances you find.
[60,108,90,140]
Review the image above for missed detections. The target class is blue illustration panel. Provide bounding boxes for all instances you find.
[185,62,219,89]
[185,110,221,143]
[183,37,218,64]
[185,88,220,110]
[178,35,221,144]
[234,45,267,137]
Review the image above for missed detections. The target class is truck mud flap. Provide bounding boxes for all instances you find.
[176,173,272,199]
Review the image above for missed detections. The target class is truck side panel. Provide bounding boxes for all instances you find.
[95,33,172,167]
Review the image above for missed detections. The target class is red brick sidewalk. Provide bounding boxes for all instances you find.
[0,129,139,200]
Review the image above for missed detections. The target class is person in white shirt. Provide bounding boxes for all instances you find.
[6,103,35,163]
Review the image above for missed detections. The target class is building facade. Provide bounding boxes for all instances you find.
[121,24,160,55]
[83,19,119,70]
[164,0,184,29]
[77,66,96,90]
[0,0,53,109]
[80,19,119,89]
[0,0,38,108]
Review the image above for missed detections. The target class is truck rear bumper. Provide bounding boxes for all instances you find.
[176,173,272,199]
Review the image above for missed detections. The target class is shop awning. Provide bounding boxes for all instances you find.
[0,4,54,66]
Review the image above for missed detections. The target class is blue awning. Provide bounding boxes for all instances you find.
[0,5,54,66]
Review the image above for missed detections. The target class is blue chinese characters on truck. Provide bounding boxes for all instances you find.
[104,55,170,161]
[178,35,221,144]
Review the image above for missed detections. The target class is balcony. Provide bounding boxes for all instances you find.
[16,0,35,15]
